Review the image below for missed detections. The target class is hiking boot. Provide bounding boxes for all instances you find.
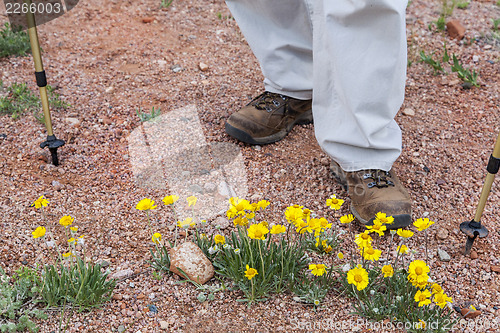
[225,91,313,145]
[331,162,412,229]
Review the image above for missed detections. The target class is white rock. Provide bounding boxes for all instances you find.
[198,62,209,71]
[169,242,214,284]
[159,321,169,330]
[65,117,80,126]
[437,248,451,262]
[403,108,415,116]
[111,268,134,280]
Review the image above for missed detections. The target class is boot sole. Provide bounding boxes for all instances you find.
[330,161,411,230]
[225,109,313,145]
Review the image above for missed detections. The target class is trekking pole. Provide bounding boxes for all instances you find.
[25,0,65,165]
[460,129,500,255]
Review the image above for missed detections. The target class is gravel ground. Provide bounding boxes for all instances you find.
[0,0,499,332]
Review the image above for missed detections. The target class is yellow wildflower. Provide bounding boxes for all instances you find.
[284,205,304,225]
[366,221,386,236]
[227,197,252,218]
[59,215,74,227]
[259,221,269,228]
[361,246,382,261]
[326,195,344,210]
[431,283,443,295]
[162,195,179,205]
[247,223,269,240]
[413,218,435,231]
[68,237,76,245]
[347,265,369,291]
[70,226,78,233]
[374,212,394,225]
[62,252,72,260]
[32,226,46,239]
[233,216,249,227]
[414,289,432,307]
[319,217,332,229]
[136,198,157,211]
[295,220,311,234]
[245,212,256,220]
[214,234,225,244]
[434,292,452,309]
[270,225,286,234]
[177,218,193,229]
[397,244,409,254]
[244,265,258,280]
[355,231,372,248]
[381,265,394,278]
[396,228,414,238]
[340,214,355,224]
[309,264,327,276]
[31,195,49,209]
[416,320,426,330]
[152,233,162,244]
[408,260,430,285]
[256,200,270,210]
[187,196,197,207]
[337,252,344,259]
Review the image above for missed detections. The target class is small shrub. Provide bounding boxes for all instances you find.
[30,196,116,312]
[0,81,69,120]
[136,106,161,122]
[0,267,47,332]
[338,216,457,332]
[0,23,31,59]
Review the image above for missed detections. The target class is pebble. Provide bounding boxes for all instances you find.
[171,64,182,73]
[470,250,478,260]
[203,182,217,193]
[214,216,229,230]
[403,108,415,116]
[118,325,125,333]
[198,62,209,71]
[65,117,80,126]
[437,248,451,262]
[52,180,63,191]
[189,184,204,194]
[159,321,169,330]
[111,268,134,279]
[436,229,448,240]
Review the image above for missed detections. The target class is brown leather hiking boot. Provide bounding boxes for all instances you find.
[331,162,412,229]
[225,92,313,145]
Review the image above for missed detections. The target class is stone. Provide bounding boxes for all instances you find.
[169,242,214,284]
[159,321,169,330]
[65,117,80,126]
[446,20,466,40]
[435,229,448,241]
[203,182,217,193]
[142,17,155,23]
[470,250,478,260]
[96,259,110,268]
[188,184,204,194]
[198,62,209,71]
[52,180,63,191]
[111,268,134,280]
[437,248,451,262]
[491,265,500,273]
[214,216,230,230]
[460,308,481,319]
[402,108,415,116]
[118,325,125,333]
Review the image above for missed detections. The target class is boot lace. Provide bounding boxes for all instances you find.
[362,170,395,188]
[249,91,288,112]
